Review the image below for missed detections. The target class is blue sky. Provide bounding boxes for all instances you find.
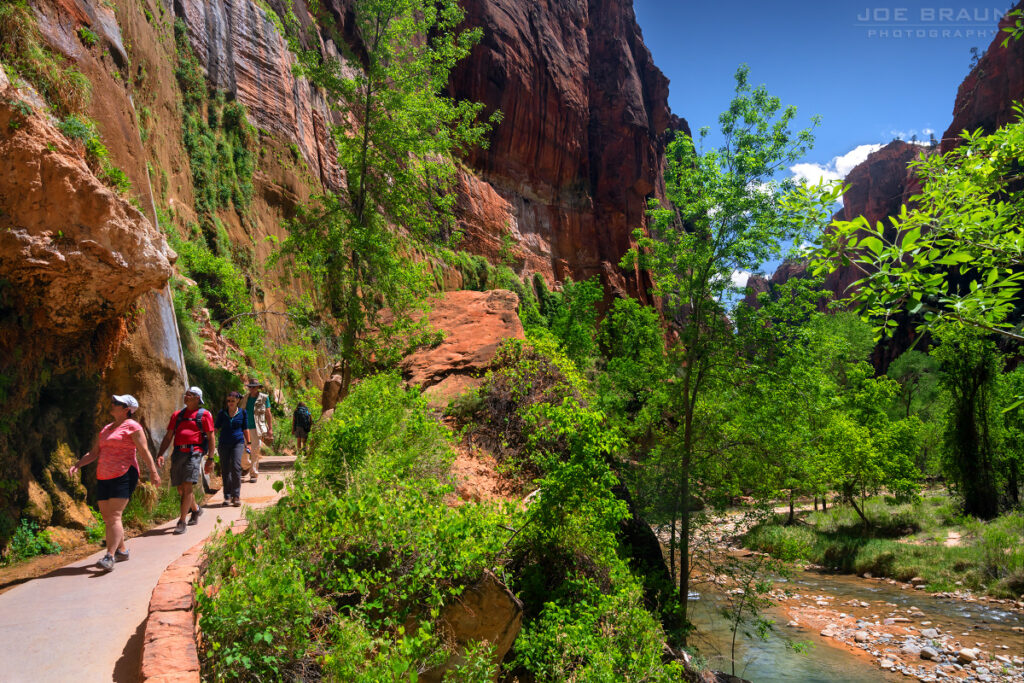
[632,0,1013,279]
[633,1,1011,179]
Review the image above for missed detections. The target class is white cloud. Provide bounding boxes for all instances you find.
[789,143,885,206]
[833,144,883,177]
[731,270,751,288]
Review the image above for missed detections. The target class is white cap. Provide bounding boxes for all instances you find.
[112,394,139,411]
[185,386,204,405]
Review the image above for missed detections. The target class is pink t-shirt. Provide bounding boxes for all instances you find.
[96,419,142,480]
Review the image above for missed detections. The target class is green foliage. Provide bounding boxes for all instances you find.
[543,277,603,368]
[276,0,498,395]
[619,66,823,637]
[170,234,250,322]
[84,508,105,545]
[806,111,1024,342]
[933,328,1005,519]
[1,519,61,565]
[55,114,132,194]
[0,1,91,115]
[745,496,1024,598]
[199,374,508,681]
[174,20,255,215]
[77,27,99,47]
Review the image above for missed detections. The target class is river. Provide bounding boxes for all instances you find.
[688,567,1024,682]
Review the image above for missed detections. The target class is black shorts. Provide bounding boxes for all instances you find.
[96,467,139,501]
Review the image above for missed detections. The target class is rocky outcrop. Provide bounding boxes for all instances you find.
[942,1,1024,151]
[0,94,173,336]
[172,0,342,189]
[421,570,524,682]
[401,289,525,406]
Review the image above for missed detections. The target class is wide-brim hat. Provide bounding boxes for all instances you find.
[245,379,263,387]
[112,394,139,411]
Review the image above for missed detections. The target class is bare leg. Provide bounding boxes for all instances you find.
[177,482,195,522]
[98,498,129,555]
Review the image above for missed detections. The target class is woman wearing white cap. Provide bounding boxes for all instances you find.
[69,394,161,571]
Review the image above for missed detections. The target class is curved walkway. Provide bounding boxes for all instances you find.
[0,454,294,683]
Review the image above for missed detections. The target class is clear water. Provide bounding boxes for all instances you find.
[688,568,1023,682]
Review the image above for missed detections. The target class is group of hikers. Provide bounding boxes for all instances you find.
[67,379,314,572]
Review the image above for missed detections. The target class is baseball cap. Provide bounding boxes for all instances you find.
[112,394,139,410]
[185,386,204,404]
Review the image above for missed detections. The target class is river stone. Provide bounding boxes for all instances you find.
[921,628,940,639]
[957,648,979,663]
[855,630,871,643]
[901,643,922,655]
[879,658,895,669]
[921,647,940,661]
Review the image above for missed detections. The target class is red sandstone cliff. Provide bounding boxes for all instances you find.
[450,0,683,301]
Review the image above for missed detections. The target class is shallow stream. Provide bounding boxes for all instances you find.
[688,568,1024,682]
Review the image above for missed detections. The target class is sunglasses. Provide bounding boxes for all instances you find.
[113,400,127,408]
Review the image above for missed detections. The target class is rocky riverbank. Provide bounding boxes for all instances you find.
[775,586,1024,682]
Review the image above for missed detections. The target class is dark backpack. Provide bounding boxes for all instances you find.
[295,405,312,431]
[175,408,209,454]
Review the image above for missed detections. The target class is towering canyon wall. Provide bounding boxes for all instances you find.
[0,0,677,542]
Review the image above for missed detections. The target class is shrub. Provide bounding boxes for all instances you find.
[2,519,61,565]
[77,27,99,47]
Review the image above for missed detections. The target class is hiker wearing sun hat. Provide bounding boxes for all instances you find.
[155,386,216,535]
[242,379,273,483]
[69,394,161,571]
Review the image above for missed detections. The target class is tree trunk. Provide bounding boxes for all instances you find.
[787,490,795,525]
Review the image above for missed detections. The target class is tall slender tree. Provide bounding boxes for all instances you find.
[275,0,498,394]
[624,65,824,640]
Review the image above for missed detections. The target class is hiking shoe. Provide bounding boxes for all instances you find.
[232,497,242,507]
[173,520,187,535]
[96,554,115,571]
[249,473,258,483]
[187,506,203,526]
[114,549,130,562]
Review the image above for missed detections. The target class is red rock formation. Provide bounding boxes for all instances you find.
[401,289,525,405]
[0,94,173,336]
[174,0,342,189]
[450,0,683,300]
[942,1,1024,151]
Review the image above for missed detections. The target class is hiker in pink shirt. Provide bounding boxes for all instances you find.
[69,395,161,572]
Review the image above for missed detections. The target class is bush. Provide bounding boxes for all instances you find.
[199,374,508,681]
[2,519,61,565]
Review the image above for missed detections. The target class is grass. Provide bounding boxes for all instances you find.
[0,1,91,115]
[744,494,1024,598]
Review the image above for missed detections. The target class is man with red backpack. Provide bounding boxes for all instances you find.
[155,386,216,535]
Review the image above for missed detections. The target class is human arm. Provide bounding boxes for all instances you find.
[131,428,162,487]
[155,428,173,468]
[264,398,273,436]
[68,436,100,476]
[244,428,253,453]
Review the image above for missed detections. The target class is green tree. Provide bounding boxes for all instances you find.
[933,328,1005,519]
[804,111,1024,342]
[623,65,820,639]
[275,0,498,394]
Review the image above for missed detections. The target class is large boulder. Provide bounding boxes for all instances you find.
[401,290,525,403]
[421,571,524,682]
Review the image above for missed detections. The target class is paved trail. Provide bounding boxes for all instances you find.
[0,454,294,683]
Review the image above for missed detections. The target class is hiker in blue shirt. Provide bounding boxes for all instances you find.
[215,391,252,507]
